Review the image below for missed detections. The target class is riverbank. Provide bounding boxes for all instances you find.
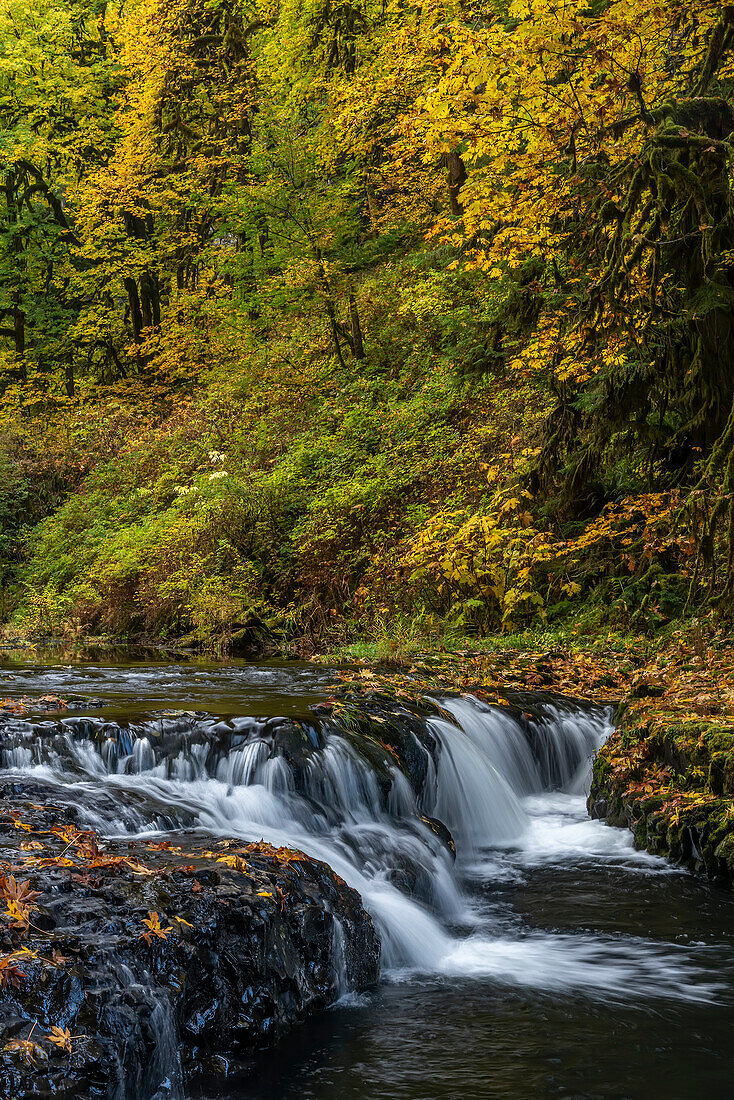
[0,653,732,1100]
[0,782,379,1096]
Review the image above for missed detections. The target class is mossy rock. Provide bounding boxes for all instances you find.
[714,833,734,876]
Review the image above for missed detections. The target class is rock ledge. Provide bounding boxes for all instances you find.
[0,781,379,1099]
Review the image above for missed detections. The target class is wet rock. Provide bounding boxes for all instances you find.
[589,718,734,887]
[418,814,456,859]
[331,692,442,797]
[0,783,379,1099]
[587,797,608,820]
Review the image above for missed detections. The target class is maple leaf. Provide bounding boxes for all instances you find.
[4,1034,46,1066]
[2,877,39,904]
[4,899,32,933]
[0,876,41,934]
[46,1026,76,1054]
[171,915,194,929]
[216,854,248,872]
[50,826,84,847]
[70,871,98,886]
[0,953,27,990]
[75,834,103,860]
[139,911,173,945]
[126,860,157,876]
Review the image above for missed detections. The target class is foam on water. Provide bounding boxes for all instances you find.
[438,932,720,1002]
[0,687,718,1001]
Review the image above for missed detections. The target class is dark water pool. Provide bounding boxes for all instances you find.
[192,858,734,1100]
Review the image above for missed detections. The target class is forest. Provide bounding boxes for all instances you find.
[2,3,734,1097]
[0,0,731,653]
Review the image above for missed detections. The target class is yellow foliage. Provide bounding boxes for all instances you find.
[401,491,556,629]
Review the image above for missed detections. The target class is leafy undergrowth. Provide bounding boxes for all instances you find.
[1,3,733,652]
[588,638,734,884]
[320,626,658,701]
[589,713,734,884]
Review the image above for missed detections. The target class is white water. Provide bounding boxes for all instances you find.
[2,694,719,1002]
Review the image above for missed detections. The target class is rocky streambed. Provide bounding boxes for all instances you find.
[0,780,379,1098]
[0,682,606,1099]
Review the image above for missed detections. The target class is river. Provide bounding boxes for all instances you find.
[1,653,733,1099]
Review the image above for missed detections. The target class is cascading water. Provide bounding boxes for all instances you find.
[0,679,719,1004]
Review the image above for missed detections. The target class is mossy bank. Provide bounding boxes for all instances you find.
[590,711,734,886]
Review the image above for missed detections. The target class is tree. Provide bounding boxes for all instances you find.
[0,0,121,395]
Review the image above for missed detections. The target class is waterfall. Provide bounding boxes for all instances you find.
[0,692,715,1000]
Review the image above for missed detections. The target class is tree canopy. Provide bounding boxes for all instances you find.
[0,0,732,644]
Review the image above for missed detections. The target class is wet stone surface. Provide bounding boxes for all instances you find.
[588,715,734,887]
[0,780,379,1099]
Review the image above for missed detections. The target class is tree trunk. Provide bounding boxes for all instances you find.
[314,246,347,368]
[124,277,144,342]
[447,149,467,216]
[325,300,347,368]
[349,294,365,360]
[3,171,27,381]
[13,297,25,367]
[139,270,161,328]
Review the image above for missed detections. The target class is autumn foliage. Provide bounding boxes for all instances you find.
[0,0,732,644]
[0,795,323,1073]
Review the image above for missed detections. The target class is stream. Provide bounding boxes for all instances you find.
[1,654,734,1099]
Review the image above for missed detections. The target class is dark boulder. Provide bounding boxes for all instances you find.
[0,783,379,1099]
